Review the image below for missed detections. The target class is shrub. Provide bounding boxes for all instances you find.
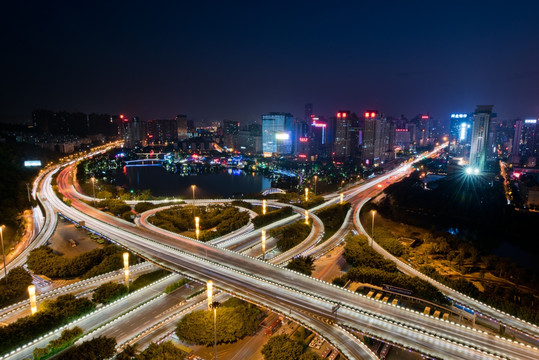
[92,281,128,304]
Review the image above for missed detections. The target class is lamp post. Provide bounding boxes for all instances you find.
[123,252,130,290]
[0,225,6,283]
[191,185,196,217]
[90,177,96,206]
[305,188,309,201]
[207,280,213,310]
[28,285,37,314]
[313,175,318,195]
[340,193,344,204]
[261,230,266,261]
[305,210,309,225]
[371,210,376,247]
[195,216,200,240]
[210,301,222,360]
[262,199,266,215]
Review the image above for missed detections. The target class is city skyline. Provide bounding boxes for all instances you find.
[2,1,539,124]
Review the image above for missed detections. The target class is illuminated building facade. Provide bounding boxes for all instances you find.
[262,112,294,156]
[469,105,494,171]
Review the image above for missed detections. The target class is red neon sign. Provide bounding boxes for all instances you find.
[421,115,429,119]
[298,154,307,158]
[342,112,347,118]
[365,112,370,118]
[299,137,308,142]
[337,112,341,118]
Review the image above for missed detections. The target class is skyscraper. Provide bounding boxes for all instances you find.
[262,113,294,156]
[512,118,538,165]
[363,111,390,166]
[469,105,494,171]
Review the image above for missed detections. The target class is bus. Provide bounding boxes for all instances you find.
[265,319,281,336]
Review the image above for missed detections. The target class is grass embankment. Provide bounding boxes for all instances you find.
[316,202,351,242]
[333,235,447,304]
[149,204,249,241]
[270,221,312,251]
[360,202,539,325]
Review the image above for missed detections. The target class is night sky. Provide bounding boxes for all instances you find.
[2,1,539,124]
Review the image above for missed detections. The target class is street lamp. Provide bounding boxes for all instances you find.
[0,225,6,283]
[195,217,200,240]
[340,193,344,204]
[90,177,96,206]
[207,280,213,310]
[261,230,266,261]
[123,252,130,290]
[305,188,309,201]
[313,175,318,195]
[371,210,376,247]
[28,285,37,315]
[305,210,309,225]
[262,199,267,215]
[191,185,196,217]
[209,301,222,360]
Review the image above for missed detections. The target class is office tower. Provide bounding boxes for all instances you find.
[512,118,538,165]
[333,111,352,158]
[304,103,313,121]
[469,105,494,171]
[176,115,188,140]
[449,113,472,157]
[222,120,240,149]
[363,111,390,166]
[146,119,177,144]
[262,113,294,156]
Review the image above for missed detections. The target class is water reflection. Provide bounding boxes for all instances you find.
[117,166,271,198]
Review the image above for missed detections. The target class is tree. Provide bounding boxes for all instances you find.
[261,335,303,360]
[299,352,323,360]
[176,298,261,345]
[286,256,315,275]
[92,281,128,304]
[140,341,186,360]
[96,190,112,199]
[58,336,116,360]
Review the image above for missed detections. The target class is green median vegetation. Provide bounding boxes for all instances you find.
[0,266,33,308]
[252,206,293,228]
[57,335,116,360]
[32,327,83,360]
[0,294,95,356]
[176,297,262,345]
[129,269,170,292]
[271,221,311,251]
[164,278,188,294]
[27,245,133,280]
[92,281,128,304]
[316,202,351,241]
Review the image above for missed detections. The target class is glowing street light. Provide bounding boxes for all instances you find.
[262,199,267,215]
[28,285,37,315]
[313,175,318,195]
[90,177,96,206]
[0,225,6,283]
[305,188,309,201]
[191,185,196,217]
[261,230,266,261]
[340,193,344,204]
[207,280,213,310]
[210,301,222,360]
[371,210,376,247]
[195,216,200,240]
[305,210,309,225]
[123,252,130,290]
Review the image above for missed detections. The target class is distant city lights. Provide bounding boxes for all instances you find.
[451,113,467,118]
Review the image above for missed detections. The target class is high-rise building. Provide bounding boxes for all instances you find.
[469,105,494,171]
[176,115,188,140]
[262,113,294,156]
[333,111,352,158]
[146,119,177,144]
[449,113,472,157]
[512,118,538,164]
[363,111,390,166]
